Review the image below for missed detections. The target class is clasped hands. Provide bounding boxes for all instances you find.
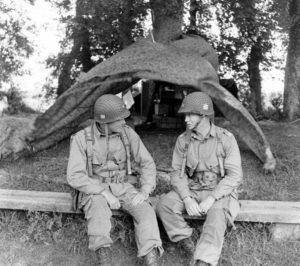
[101,190,148,209]
[183,195,215,216]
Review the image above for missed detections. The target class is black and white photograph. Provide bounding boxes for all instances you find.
[0,0,299,265]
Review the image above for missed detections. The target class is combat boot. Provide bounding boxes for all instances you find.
[95,247,112,266]
[144,248,159,266]
[178,237,195,266]
[195,260,210,266]
[178,237,195,256]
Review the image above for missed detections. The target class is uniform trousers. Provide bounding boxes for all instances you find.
[82,183,163,257]
[156,190,240,266]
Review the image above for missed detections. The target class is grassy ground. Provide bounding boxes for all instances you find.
[0,120,300,265]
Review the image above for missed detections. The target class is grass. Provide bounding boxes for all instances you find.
[1,210,300,265]
[221,223,300,266]
[0,120,300,265]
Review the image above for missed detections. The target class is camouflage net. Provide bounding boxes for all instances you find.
[1,35,275,171]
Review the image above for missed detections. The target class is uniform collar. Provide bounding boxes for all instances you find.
[191,122,216,140]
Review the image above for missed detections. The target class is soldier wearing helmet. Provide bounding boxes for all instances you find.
[157,91,243,266]
[67,94,163,266]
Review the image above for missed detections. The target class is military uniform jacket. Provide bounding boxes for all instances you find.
[67,123,156,195]
[171,123,243,200]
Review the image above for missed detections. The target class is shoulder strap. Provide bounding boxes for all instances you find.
[118,125,132,175]
[215,127,225,177]
[84,125,94,177]
[180,130,192,179]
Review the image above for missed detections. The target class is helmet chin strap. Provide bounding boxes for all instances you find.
[193,116,210,138]
[191,115,203,130]
[191,120,201,131]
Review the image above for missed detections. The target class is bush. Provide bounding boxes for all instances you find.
[3,86,36,115]
[261,93,283,120]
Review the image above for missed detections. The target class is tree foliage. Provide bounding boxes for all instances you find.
[0,0,34,89]
[216,0,282,113]
[184,0,287,116]
[46,0,149,96]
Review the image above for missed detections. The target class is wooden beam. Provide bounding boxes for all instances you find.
[1,189,300,225]
[0,189,75,214]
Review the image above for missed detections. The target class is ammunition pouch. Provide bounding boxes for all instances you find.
[71,189,83,212]
[188,171,221,191]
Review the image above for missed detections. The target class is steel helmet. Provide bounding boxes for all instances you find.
[94,94,130,124]
[178,91,214,116]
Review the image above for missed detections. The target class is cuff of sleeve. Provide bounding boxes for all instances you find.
[180,189,191,201]
[211,190,221,201]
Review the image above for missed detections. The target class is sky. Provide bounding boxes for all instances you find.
[8,0,285,111]
[11,0,64,111]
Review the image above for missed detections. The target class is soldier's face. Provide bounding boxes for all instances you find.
[185,113,203,130]
[97,119,125,134]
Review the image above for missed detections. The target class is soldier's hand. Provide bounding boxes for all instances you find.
[131,192,149,206]
[183,197,201,216]
[101,190,121,209]
[198,195,215,214]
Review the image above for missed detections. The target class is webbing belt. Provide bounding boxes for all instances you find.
[119,126,132,175]
[180,130,191,179]
[216,136,225,177]
[84,124,94,177]
[94,174,138,184]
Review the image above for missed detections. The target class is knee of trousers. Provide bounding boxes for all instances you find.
[205,208,226,228]
[201,208,227,244]
[129,202,158,224]
[84,194,112,236]
[156,195,176,218]
[140,204,157,222]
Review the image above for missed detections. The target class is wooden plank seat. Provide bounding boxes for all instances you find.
[1,189,300,240]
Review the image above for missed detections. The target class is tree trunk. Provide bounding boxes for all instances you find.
[57,0,94,96]
[283,0,300,120]
[247,39,263,117]
[141,0,184,122]
[118,0,135,48]
[150,0,183,43]
[189,0,197,29]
